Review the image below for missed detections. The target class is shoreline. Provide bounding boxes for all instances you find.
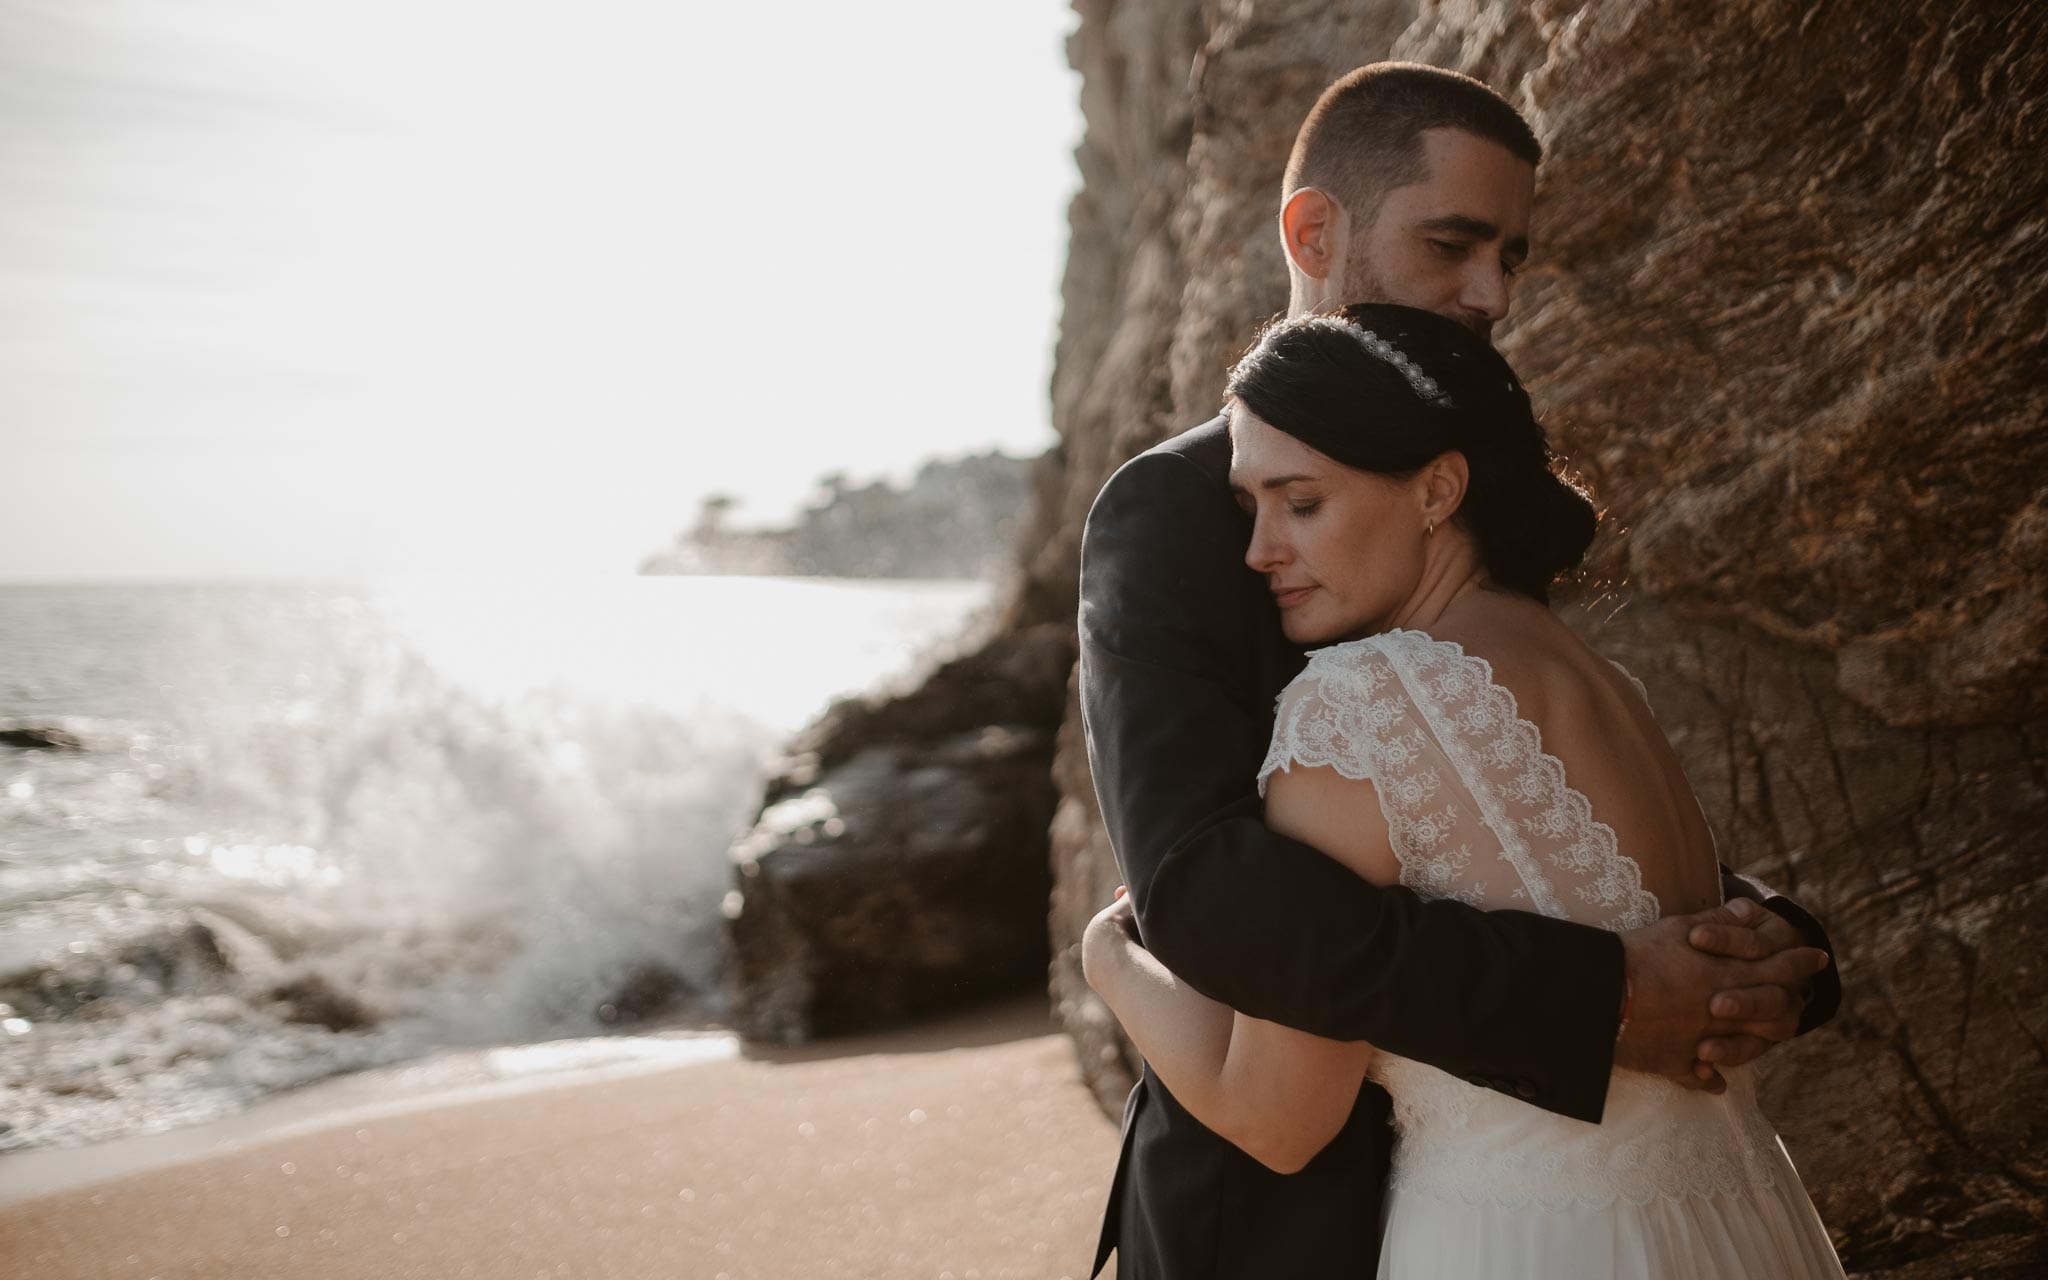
[0,1026,747,1210]
[0,995,1121,1278]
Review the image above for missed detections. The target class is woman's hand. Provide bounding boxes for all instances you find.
[1082,887,1141,995]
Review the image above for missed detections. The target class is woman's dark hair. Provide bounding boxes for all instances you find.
[1224,302,1597,602]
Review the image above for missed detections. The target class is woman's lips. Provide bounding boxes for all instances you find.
[1272,585,1316,608]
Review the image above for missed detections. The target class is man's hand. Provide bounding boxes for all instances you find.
[1615,903,1831,1092]
[1685,897,1829,1077]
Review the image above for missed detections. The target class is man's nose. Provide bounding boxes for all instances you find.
[1461,262,1512,328]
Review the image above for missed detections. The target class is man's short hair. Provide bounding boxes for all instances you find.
[1283,63,1542,221]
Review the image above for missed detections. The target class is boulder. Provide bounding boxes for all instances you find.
[267,973,378,1032]
[596,963,695,1026]
[0,724,85,751]
[724,624,1074,1043]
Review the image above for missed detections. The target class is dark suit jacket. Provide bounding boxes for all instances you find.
[1077,416,1840,1280]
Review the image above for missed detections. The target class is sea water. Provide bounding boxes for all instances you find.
[0,575,991,1153]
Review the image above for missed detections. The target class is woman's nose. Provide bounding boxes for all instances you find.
[1245,514,1286,573]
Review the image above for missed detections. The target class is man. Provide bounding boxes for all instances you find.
[1078,63,1839,1279]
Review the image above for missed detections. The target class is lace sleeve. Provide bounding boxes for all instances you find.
[1256,641,1398,796]
[1257,640,1493,909]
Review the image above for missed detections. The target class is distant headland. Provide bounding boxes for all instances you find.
[639,450,1037,580]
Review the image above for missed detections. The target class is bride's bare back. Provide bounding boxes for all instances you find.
[1427,590,1724,918]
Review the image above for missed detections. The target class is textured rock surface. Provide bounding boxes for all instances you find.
[724,624,1074,1043]
[1034,0,2048,1274]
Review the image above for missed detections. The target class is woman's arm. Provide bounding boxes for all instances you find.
[1079,762,1402,1173]
[1082,894,1375,1174]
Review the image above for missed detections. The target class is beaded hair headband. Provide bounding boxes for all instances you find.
[1300,316,1454,408]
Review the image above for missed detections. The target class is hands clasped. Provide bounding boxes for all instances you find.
[1617,897,1832,1092]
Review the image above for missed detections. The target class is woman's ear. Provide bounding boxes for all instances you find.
[1420,452,1470,526]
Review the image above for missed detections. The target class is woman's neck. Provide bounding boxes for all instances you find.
[1384,538,1490,635]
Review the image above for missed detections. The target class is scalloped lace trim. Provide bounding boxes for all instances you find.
[1258,628,1660,932]
[1379,628,1660,932]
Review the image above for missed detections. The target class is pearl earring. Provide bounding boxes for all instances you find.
[1426,518,1435,537]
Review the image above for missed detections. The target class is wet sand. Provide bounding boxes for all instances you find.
[0,998,1121,1279]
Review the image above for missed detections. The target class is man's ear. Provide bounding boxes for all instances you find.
[1280,187,1345,281]
[1421,451,1471,525]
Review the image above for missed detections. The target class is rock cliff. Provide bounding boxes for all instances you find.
[727,1,2046,1272]
[1036,1,2045,1274]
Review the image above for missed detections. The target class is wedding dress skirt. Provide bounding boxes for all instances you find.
[1372,1058,1845,1279]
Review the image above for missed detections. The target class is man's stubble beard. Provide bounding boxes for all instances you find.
[1337,262,1492,340]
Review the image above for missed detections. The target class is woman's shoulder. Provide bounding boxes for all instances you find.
[1286,626,1502,709]
[1420,597,1610,705]
[1424,591,1563,658]
[1295,624,1513,696]
[1260,638,1409,795]
[1413,598,1669,774]
[1287,609,1621,748]
[1286,633,1405,698]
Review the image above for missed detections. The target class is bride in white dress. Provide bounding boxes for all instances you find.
[1082,304,1845,1278]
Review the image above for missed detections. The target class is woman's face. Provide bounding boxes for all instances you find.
[1227,406,1432,646]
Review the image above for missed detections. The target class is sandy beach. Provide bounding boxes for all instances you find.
[0,998,1121,1279]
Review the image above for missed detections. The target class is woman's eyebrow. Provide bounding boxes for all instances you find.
[1227,470,1318,492]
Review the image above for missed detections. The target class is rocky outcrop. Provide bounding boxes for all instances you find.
[0,920,234,1021]
[724,623,1075,1043]
[1033,1,2047,1274]
[0,724,86,751]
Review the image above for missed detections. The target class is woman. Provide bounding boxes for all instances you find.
[1082,303,1845,1278]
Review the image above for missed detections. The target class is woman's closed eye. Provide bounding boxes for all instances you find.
[1288,498,1323,516]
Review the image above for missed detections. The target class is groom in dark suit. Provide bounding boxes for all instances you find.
[1079,63,1840,1279]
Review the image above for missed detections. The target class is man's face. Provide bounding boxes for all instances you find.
[1338,128,1535,338]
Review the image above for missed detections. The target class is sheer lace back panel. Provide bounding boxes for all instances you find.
[1257,629,1659,933]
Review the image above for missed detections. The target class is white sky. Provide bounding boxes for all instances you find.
[0,0,1082,580]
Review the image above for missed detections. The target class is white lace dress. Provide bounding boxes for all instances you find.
[1258,630,1845,1280]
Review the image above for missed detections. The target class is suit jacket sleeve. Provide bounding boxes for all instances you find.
[1723,869,1843,1033]
[1079,445,1627,1124]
